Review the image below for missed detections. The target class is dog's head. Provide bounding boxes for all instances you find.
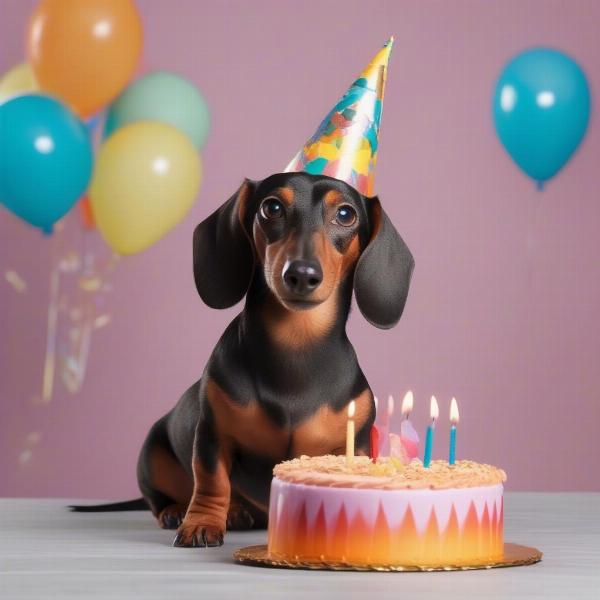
[193,172,414,329]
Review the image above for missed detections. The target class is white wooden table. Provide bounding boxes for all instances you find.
[1,494,598,599]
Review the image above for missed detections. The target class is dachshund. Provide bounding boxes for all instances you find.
[72,172,414,548]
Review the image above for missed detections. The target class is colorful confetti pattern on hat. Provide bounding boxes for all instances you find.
[284,37,393,196]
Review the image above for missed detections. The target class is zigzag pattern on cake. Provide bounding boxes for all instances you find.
[268,478,504,566]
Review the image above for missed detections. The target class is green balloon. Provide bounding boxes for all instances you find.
[105,71,210,149]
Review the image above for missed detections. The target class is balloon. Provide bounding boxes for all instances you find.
[27,0,143,117]
[79,196,96,230]
[90,122,202,255]
[86,113,103,133]
[0,95,93,233]
[105,71,210,149]
[493,48,591,187]
[0,63,38,101]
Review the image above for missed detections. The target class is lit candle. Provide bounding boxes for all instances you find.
[399,390,419,460]
[370,425,380,460]
[423,395,439,468]
[379,395,395,457]
[370,396,380,459]
[401,390,414,420]
[346,400,356,464]
[387,395,395,420]
[449,397,459,465]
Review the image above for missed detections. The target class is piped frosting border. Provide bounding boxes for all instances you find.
[273,456,506,489]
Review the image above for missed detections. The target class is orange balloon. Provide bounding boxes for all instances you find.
[27,0,143,117]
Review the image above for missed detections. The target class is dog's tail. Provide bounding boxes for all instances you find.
[69,498,148,512]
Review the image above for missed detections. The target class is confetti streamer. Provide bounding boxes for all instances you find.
[39,212,117,402]
[4,269,27,293]
[18,449,33,465]
[94,314,111,329]
[26,432,42,446]
[17,431,42,466]
[41,260,60,404]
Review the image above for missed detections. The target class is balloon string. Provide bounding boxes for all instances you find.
[42,230,64,403]
[76,301,94,391]
[72,229,95,392]
[59,227,118,394]
[42,214,119,401]
[526,193,544,283]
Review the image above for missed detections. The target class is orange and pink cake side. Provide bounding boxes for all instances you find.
[267,455,507,567]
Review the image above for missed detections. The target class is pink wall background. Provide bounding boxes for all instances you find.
[1,0,599,496]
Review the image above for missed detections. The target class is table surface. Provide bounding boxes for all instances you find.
[1,494,599,600]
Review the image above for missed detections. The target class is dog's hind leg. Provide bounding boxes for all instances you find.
[227,491,268,531]
[156,503,187,530]
[137,415,193,530]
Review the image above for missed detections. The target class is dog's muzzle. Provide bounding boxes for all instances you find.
[282,259,323,297]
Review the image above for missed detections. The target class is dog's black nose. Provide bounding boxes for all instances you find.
[283,260,323,296]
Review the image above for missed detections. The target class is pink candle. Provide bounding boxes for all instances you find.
[400,390,419,460]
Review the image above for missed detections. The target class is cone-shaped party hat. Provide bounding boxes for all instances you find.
[284,37,393,196]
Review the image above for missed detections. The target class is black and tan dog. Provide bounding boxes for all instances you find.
[73,172,414,547]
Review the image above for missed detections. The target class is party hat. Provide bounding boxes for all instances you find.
[284,37,393,196]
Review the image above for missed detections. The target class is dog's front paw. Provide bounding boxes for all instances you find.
[173,518,224,548]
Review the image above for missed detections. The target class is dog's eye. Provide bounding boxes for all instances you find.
[260,198,284,220]
[334,205,357,227]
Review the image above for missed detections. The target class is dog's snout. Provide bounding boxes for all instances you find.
[283,260,323,296]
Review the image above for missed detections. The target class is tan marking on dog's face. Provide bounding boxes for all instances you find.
[291,388,373,457]
[316,199,362,289]
[323,189,343,207]
[206,378,290,461]
[341,234,360,274]
[259,229,346,348]
[265,230,345,304]
[260,231,290,294]
[252,184,363,349]
[252,219,267,263]
[252,186,294,263]
[275,186,294,206]
[262,291,338,349]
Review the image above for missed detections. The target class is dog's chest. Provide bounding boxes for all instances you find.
[215,398,348,460]
[288,403,349,456]
[208,377,370,460]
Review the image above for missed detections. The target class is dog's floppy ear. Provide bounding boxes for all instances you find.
[354,197,414,329]
[193,179,256,309]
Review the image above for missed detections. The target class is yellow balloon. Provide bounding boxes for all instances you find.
[90,122,202,255]
[0,63,38,100]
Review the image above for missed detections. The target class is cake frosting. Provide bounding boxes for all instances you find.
[274,455,506,489]
[268,455,506,567]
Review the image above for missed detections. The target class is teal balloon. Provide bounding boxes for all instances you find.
[105,71,210,149]
[0,94,93,233]
[493,48,590,187]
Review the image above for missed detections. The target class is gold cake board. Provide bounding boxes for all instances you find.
[234,543,542,572]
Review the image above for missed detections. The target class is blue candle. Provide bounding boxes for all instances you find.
[449,425,456,465]
[423,396,439,468]
[423,424,434,467]
[448,398,459,465]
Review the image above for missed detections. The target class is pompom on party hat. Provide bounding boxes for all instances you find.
[284,37,393,197]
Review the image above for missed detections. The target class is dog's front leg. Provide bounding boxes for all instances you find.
[173,417,231,548]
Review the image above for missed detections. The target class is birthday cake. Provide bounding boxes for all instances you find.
[267,455,506,568]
